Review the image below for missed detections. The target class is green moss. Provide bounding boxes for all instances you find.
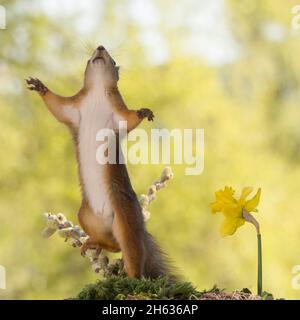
[73,278,269,300]
[74,276,203,300]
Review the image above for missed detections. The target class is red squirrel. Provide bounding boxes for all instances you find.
[26,46,174,279]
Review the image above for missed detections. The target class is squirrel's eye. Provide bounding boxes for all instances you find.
[112,60,116,66]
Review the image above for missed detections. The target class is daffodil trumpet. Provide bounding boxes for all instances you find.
[211,186,263,296]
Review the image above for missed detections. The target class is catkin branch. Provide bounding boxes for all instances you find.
[139,166,174,221]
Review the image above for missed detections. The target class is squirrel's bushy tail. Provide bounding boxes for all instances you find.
[143,231,178,281]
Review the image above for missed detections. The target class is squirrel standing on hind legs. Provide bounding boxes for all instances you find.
[26,46,175,279]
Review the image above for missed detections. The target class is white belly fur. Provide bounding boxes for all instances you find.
[78,94,114,222]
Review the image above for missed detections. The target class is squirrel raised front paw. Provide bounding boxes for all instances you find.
[26,77,48,95]
[137,108,155,121]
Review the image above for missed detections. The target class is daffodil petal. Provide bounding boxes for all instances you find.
[239,187,253,202]
[211,186,244,217]
[221,217,245,237]
[215,186,236,204]
[210,201,222,213]
[244,188,261,212]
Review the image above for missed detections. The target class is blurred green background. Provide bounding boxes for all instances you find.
[1,0,300,299]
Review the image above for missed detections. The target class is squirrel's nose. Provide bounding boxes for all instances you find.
[97,46,105,51]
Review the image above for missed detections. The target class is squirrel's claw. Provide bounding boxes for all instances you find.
[26,77,48,95]
[137,108,155,121]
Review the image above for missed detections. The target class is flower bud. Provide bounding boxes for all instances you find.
[57,227,73,239]
[139,194,149,208]
[149,185,157,195]
[161,166,174,181]
[142,209,151,221]
[99,255,109,266]
[56,213,67,224]
[41,227,56,238]
[91,262,102,273]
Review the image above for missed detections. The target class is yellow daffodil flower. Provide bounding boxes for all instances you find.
[211,186,261,237]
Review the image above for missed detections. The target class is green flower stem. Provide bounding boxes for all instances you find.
[257,233,262,296]
[243,209,263,296]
